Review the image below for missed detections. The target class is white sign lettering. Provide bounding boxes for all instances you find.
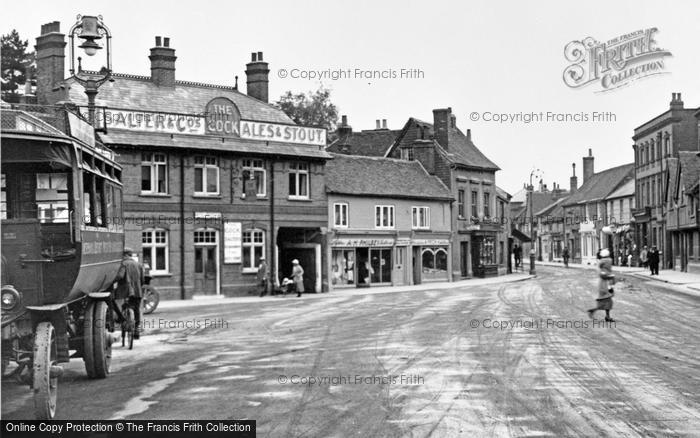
[240,121,326,146]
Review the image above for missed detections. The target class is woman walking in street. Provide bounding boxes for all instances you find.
[292,259,305,297]
[587,248,616,322]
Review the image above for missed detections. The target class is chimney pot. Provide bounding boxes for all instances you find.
[467,128,472,141]
[257,51,263,61]
[342,115,348,125]
[164,37,170,47]
[382,119,387,129]
[251,52,257,62]
[376,119,381,129]
[155,36,161,46]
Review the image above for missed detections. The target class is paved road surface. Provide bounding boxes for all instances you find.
[3,267,700,437]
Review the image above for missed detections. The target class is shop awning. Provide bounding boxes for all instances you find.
[511,228,531,242]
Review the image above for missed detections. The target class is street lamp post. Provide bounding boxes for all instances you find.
[68,15,112,126]
[528,168,542,275]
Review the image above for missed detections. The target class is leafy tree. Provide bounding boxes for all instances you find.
[1,30,34,102]
[276,86,339,140]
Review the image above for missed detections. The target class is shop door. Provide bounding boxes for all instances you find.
[412,246,422,285]
[394,247,406,286]
[194,246,217,295]
[471,237,482,277]
[460,242,469,277]
[194,229,218,295]
[370,248,392,284]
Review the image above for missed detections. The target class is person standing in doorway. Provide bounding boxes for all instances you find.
[257,257,268,297]
[562,246,570,268]
[292,259,305,297]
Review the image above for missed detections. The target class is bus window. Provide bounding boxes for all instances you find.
[36,173,69,223]
[1,174,6,220]
[95,176,105,226]
[83,171,93,225]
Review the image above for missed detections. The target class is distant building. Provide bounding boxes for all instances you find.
[327,116,400,156]
[632,93,699,269]
[561,150,634,265]
[665,150,700,273]
[325,154,453,288]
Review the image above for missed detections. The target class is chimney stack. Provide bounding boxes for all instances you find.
[35,21,66,105]
[466,129,472,142]
[670,92,684,111]
[150,36,177,87]
[583,148,594,183]
[246,51,269,102]
[337,114,352,137]
[433,107,452,149]
[570,163,578,193]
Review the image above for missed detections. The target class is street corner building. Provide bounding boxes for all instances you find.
[325,154,453,289]
[32,22,331,298]
[328,109,511,279]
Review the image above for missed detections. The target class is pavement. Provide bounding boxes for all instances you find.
[3,266,699,437]
[535,260,700,298]
[158,272,535,310]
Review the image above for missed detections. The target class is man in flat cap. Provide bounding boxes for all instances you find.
[115,247,145,338]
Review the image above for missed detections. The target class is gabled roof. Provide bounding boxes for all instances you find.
[563,163,634,206]
[678,151,700,194]
[66,73,293,124]
[326,128,401,156]
[535,196,569,217]
[325,154,452,200]
[496,186,511,201]
[386,118,500,170]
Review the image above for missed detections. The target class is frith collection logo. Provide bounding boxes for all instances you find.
[563,28,672,92]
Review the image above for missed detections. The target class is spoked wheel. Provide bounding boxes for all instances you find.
[33,322,59,419]
[83,300,112,378]
[121,306,135,350]
[142,285,159,315]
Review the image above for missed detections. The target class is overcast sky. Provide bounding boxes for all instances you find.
[3,0,699,194]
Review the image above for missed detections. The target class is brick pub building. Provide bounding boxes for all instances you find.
[34,22,331,298]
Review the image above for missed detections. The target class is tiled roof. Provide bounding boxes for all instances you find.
[386,118,499,170]
[327,129,401,156]
[99,130,330,159]
[66,74,293,124]
[563,163,635,206]
[535,196,569,217]
[325,154,452,200]
[678,151,700,193]
[605,178,635,200]
[443,126,499,170]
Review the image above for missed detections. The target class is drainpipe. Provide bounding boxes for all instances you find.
[269,157,276,290]
[180,153,186,300]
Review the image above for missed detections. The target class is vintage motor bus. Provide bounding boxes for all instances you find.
[1,104,124,419]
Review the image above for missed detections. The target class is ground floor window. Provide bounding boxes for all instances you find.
[331,249,355,286]
[421,247,448,281]
[370,248,392,283]
[242,229,265,271]
[479,237,496,265]
[142,228,168,273]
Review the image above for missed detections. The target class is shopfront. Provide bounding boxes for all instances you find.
[413,239,450,283]
[331,238,395,288]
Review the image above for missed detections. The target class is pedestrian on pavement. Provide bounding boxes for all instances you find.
[257,257,268,297]
[514,244,522,269]
[292,259,305,297]
[115,247,145,339]
[648,246,660,275]
[587,248,615,322]
[562,247,570,268]
[640,245,648,268]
